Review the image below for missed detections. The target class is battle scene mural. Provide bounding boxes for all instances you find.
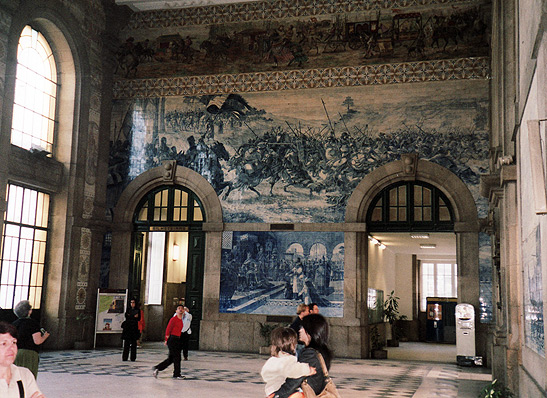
[219,231,344,316]
[116,3,490,79]
[108,83,489,223]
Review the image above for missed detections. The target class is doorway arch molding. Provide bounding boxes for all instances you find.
[113,162,222,225]
[346,156,478,226]
[345,155,484,360]
[109,163,222,290]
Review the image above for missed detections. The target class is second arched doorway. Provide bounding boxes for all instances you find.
[346,154,483,359]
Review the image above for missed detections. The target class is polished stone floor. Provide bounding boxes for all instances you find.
[36,342,491,398]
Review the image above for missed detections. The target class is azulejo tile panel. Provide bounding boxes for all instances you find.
[113,57,488,99]
[127,0,478,29]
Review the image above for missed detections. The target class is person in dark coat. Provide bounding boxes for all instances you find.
[121,299,141,361]
[12,300,50,378]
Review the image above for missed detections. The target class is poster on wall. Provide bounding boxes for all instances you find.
[220,231,344,317]
[95,288,127,334]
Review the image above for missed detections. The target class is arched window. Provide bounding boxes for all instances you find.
[366,181,454,232]
[11,25,57,154]
[134,185,205,229]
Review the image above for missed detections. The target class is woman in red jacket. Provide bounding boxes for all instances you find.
[152,305,185,379]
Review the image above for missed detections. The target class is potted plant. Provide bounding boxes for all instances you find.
[74,312,92,349]
[478,379,514,398]
[384,290,403,347]
[370,325,387,359]
[259,322,280,354]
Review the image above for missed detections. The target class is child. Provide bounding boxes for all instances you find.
[260,327,316,398]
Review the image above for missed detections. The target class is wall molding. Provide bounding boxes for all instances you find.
[126,0,484,29]
[113,56,489,99]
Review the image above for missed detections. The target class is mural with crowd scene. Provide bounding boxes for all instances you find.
[108,83,489,222]
[115,2,490,79]
[219,231,344,316]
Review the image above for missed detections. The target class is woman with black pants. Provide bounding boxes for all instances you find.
[121,299,141,361]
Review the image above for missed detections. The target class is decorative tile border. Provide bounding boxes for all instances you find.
[126,0,482,29]
[113,56,489,99]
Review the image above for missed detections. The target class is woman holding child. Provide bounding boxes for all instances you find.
[262,314,333,398]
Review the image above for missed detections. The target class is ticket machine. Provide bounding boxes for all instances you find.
[455,303,482,366]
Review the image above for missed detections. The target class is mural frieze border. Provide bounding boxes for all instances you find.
[126,0,483,29]
[113,56,489,99]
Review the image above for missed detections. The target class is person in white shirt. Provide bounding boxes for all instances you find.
[0,321,45,398]
[260,327,315,398]
[181,307,192,360]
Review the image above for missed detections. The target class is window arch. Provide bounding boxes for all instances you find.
[366,181,454,232]
[134,185,205,230]
[11,25,57,154]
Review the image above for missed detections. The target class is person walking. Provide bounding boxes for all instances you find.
[153,305,185,379]
[12,300,50,378]
[181,307,192,361]
[121,299,140,361]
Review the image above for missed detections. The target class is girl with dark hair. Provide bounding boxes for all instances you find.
[273,314,333,398]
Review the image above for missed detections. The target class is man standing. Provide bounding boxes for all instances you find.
[181,307,192,361]
[309,303,319,314]
[153,305,185,379]
[289,304,309,334]
[289,303,309,356]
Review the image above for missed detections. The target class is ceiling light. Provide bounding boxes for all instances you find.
[410,233,430,239]
[369,235,386,249]
[420,244,437,249]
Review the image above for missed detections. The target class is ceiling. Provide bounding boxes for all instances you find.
[369,232,456,257]
[115,0,257,11]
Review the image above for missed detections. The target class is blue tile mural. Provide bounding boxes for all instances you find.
[219,231,344,317]
[523,226,544,355]
[478,232,493,323]
[108,86,489,223]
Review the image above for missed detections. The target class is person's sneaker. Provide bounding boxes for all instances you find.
[153,369,159,378]
[172,376,185,380]
[184,357,188,361]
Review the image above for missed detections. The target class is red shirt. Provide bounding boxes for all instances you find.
[165,316,183,341]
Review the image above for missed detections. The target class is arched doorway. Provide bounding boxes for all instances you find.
[130,184,205,346]
[110,162,222,349]
[346,154,482,359]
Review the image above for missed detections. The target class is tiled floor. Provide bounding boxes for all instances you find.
[36,342,491,398]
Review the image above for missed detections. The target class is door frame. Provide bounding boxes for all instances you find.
[110,162,222,348]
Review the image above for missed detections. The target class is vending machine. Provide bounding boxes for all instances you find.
[455,303,482,366]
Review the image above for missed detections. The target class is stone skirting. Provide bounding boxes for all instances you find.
[113,56,489,99]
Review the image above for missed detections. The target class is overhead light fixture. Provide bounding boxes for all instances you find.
[420,244,437,249]
[369,235,386,249]
[172,243,179,261]
[410,233,430,239]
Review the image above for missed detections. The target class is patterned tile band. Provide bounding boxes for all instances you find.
[126,0,482,29]
[113,56,489,99]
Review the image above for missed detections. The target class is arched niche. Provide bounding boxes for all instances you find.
[345,154,483,359]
